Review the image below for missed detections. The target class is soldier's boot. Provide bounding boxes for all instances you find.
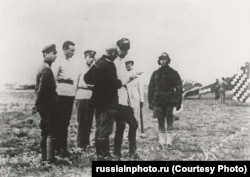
[96,138,111,161]
[40,135,47,161]
[61,129,70,157]
[95,139,101,160]
[96,139,105,161]
[113,136,122,158]
[129,140,139,159]
[166,131,173,148]
[103,138,111,159]
[47,136,56,163]
[113,144,122,159]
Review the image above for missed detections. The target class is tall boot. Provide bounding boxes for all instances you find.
[95,139,101,158]
[96,138,111,161]
[129,138,137,155]
[158,132,166,147]
[103,138,110,158]
[61,128,70,157]
[40,135,47,161]
[47,136,55,163]
[96,139,105,161]
[166,131,173,147]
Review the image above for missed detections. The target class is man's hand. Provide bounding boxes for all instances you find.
[128,72,143,83]
[129,75,138,82]
[32,106,38,115]
[175,104,181,111]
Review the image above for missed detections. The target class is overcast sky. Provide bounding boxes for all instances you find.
[0,0,249,86]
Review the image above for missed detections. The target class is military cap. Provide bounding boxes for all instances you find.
[158,52,171,65]
[84,50,96,58]
[106,47,118,56]
[41,44,57,54]
[125,58,134,65]
[116,38,130,51]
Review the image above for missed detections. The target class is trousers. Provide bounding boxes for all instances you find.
[76,99,94,148]
[114,105,138,156]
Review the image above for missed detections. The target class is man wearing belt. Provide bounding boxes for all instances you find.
[148,52,182,149]
[75,50,96,150]
[55,41,76,157]
[114,38,139,159]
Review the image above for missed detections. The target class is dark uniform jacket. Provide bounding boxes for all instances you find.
[35,63,58,110]
[148,65,183,107]
[84,55,122,109]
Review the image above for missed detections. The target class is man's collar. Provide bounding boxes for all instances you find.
[44,62,50,68]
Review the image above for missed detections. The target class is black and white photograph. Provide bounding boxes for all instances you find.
[0,0,249,176]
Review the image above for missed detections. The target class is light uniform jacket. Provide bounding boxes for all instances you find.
[126,69,144,120]
[55,58,76,97]
[114,57,134,107]
[75,62,92,100]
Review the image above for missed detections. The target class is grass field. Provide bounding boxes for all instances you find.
[0,90,250,177]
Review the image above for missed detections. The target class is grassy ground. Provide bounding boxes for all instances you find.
[0,90,249,177]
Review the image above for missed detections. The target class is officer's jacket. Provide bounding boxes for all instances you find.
[35,63,58,109]
[148,65,182,107]
[84,55,122,109]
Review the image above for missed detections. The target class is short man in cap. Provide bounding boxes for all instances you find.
[34,44,58,163]
[84,47,122,160]
[114,38,140,159]
[75,50,96,150]
[125,59,144,134]
[55,41,76,157]
[148,52,182,148]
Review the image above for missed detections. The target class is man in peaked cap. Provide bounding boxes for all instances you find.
[75,49,96,150]
[84,50,96,58]
[41,44,57,54]
[84,47,122,160]
[148,52,182,149]
[114,38,140,159]
[34,44,58,163]
[117,38,130,51]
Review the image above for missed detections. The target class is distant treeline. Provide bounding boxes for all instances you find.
[5,84,35,90]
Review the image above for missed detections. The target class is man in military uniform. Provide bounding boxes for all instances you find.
[35,44,58,163]
[75,50,96,150]
[114,38,139,159]
[148,52,182,148]
[84,48,122,160]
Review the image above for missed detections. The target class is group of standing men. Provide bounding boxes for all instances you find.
[34,38,146,162]
[34,37,183,162]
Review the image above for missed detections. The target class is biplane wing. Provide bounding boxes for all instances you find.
[183,83,216,98]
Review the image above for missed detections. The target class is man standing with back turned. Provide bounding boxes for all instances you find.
[84,48,122,160]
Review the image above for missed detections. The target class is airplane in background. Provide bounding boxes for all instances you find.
[183,62,249,103]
